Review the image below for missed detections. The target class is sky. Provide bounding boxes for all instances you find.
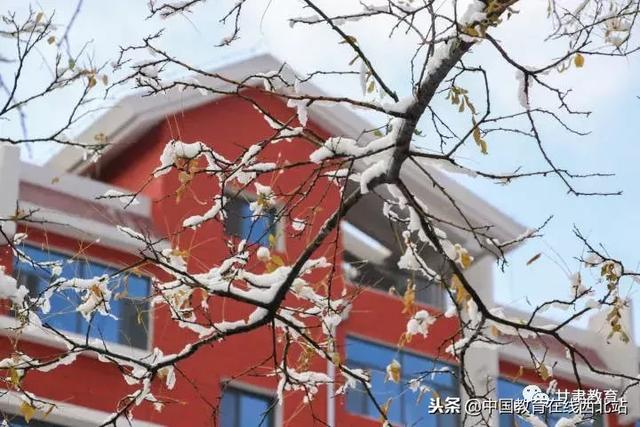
[2,0,640,339]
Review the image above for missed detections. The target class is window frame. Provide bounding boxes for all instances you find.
[342,250,448,311]
[219,381,279,427]
[222,187,285,252]
[344,334,459,426]
[6,242,154,354]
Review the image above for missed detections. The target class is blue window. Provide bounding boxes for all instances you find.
[224,197,276,246]
[220,385,275,427]
[497,378,604,426]
[345,336,458,426]
[13,244,150,349]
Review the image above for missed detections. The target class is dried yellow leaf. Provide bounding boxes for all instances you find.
[574,53,585,68]
[471,118,488,154]
[460,251,473,269]
[398,332,411,346]
[43,404,55,419]
[537,363,552,381]
[367,80,375,93]
[386,360,401,383]
[464,95,477,115]
[451,275,470,305]
[379,399,392,423]
[9,366,21,387]
[339,35,358,45]
[331,352,341,366]
[526,253,542,266]
[402,282,416,314]
[268,234,277,248]
[19,401,37,423]
[266,254,285,273]
[90,284,104,298]
[464,25,480,37]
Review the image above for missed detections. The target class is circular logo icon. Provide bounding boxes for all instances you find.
[522,385,549,403]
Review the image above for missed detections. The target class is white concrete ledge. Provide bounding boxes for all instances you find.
[0,389,164,427]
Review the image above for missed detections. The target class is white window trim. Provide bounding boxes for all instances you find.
[17,201,159,256]
[0,389,164,427]
[0,315,153,361]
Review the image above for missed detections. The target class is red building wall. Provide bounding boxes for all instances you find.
[94,89,461,426]
[0,88,630,426]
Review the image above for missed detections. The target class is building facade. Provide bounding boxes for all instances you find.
[0,53,638,426]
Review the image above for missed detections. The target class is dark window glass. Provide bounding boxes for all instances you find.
[345,336,458,426]
[220,386,275,427]
[12,245,150,349]
[343,251,447,310]
[497,378,604,426]
[224,197,276,247]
